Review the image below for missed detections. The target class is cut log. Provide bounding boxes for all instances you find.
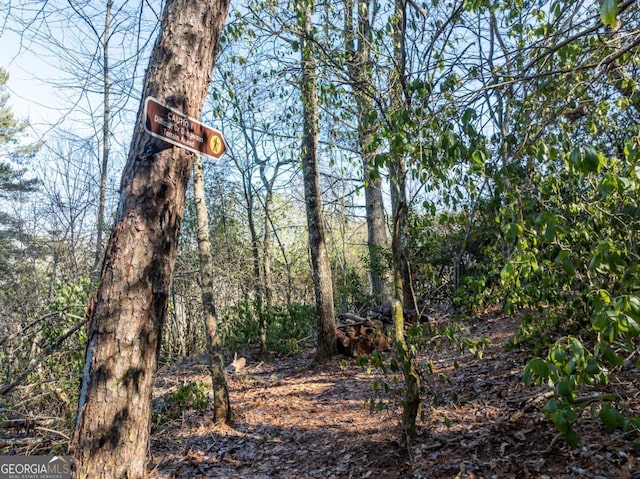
[336,315,391,357]
[364,304,430,324]
[337,313,369,325]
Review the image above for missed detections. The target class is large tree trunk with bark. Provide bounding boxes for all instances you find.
[299,0,337,362]
[70,1,229,477]
[193,154,231,424]
[364,154,390,302]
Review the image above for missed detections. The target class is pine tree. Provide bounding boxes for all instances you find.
[69,1,230,476]
[0,68,37,327]
[0,68,38,196]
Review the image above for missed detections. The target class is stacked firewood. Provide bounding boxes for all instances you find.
[335,311,392,357]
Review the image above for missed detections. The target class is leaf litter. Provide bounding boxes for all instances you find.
[148,311,640,478]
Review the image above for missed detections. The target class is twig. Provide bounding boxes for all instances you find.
[0,311,62,347]
[0,316,88,396]
[34,426,70,441]
[542,432,563,453]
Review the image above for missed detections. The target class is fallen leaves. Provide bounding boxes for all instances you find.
[148,310,640,478]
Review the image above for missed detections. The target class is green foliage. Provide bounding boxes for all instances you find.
[41,278,90,408]
[408,206,505,312]
[600,0,618,27]
[0,398,8,424]
[0,163,38,197]
[220,299,315,356]
[0,68,40,311]
[408,213,459,302]
[360,319,488,419]
[153,381,210,426]
[524,333,639,446]
[0,276,90,436]
[0,68,39,161]
[368,245,392,277]
[510,139,640,445]
[267,303,316,356]
[335,265,371,313]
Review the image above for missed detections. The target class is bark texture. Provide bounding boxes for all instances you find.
[388,0,416,313]
[344,0,391,304]
[299,0,337,362]
[70,1,229,477]
[193,154,231,424]
[389,0,420,443]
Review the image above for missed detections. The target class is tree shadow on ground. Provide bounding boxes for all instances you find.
[149,354,410,478]
[148,313,640,478]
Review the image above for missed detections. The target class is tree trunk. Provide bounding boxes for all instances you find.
[259,163,276,308]
[388,0,416,314]
[299,0,337,362]
[389,159,414,311]
[93,0,111,281]
[392,204,421,443]
[365,159,390,302]
[70,1,229,477]
[344,0,391,304]
[389,0,420,443]
[193,154,231,424]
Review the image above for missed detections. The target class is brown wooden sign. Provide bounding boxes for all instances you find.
[144,96,226,159]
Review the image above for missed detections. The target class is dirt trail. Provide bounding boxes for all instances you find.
[148,313,639,478]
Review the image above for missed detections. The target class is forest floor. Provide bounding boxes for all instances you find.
[147,309,640,478]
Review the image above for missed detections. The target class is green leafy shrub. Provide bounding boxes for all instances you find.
[219,297,260,351]
[153,380,209,425]
[220,299,315,356]
[335,265,371,313]
[408,206,505,313]
[42,278,90,402]
[508,140,640,445]
[266,303,316,355]
[0,276,90,444]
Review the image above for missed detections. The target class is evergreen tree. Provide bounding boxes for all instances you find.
[0,68,38,196]
[0,68,39,288]
[69,0,230,475]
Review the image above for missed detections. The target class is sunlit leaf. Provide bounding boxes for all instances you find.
[600,0,618,27]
